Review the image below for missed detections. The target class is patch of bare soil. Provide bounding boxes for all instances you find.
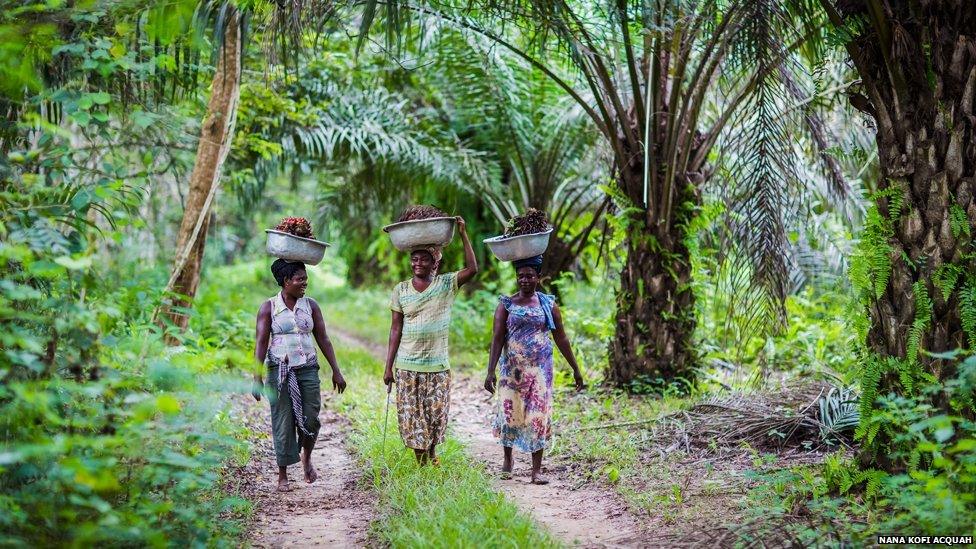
[552,382,852,548]
[451,373,647,548]
[241,392,375,548]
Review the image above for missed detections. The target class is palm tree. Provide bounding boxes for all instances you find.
[818,0,976,458]
[226,33,609,285]
[223,51,498,285]
[415,26,610,281]
[362,0,854,385]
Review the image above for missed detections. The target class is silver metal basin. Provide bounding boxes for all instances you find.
[382,217,456,251]
[483,229,553,262]
[265,229,330,265]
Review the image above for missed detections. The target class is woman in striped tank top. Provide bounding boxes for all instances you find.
[253,259,347,492]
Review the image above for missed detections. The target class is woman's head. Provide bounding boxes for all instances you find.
[271,259,307,297]
[410,246,442,278]
[513,255,543,293]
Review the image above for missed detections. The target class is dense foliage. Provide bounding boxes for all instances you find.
[1,0,974,545]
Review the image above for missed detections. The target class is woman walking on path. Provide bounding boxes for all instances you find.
[253,259,347,492]
[384,216,478,464]
[484,255,585,484]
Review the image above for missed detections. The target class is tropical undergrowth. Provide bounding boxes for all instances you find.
[736,190,976,543]
[0,258,256,547]
[318,259,872,538]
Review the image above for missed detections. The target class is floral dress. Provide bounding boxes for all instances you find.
[492,293,554,453]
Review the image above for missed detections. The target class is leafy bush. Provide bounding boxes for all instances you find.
[697,285,859,388]
[742,353,976,543]
[0,330,252,546]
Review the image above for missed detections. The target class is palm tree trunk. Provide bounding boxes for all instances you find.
[161,10,242,335]
[608,150,702,385]
[830,1,976,458]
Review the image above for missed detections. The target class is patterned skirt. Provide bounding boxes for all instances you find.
[492,355,553,453]
[395,369,452,450]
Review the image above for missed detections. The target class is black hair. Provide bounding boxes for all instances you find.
[271,259,306,287]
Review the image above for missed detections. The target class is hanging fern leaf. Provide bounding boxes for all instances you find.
[848,202,893,301]
[960,275,976,349]
[906,281,932,367]
[856,353,890,441]
[949,203,971,238]
[933,263,963,302]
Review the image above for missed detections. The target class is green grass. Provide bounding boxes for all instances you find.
[332,347,559,548]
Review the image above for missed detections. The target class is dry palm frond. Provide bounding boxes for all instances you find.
[650,381,859,453]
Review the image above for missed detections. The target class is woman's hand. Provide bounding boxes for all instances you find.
[484,372,496,394]
[332,371,347,394]
[573,371,586,392]
[455,216,467,234]
[251,377,264,401]
[383,367,395,389]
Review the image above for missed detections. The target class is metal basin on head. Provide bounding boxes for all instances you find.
[382,217,456,252]
[265,229,330,265]
[483,229,553,262]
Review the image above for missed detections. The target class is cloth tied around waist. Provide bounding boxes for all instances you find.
[267,353,317,437]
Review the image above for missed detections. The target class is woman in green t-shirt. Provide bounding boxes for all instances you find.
[383,216,478,464]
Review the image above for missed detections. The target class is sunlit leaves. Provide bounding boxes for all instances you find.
[0,21,58,98]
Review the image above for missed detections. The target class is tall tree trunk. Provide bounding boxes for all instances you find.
[608,138,704,386]
[161,11,242,335]
[831,1,976,457]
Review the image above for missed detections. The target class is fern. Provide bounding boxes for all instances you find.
[908,448,922,472]
[906,281,932,365]
[896,358,922,395]
[854,468,887,500]
[933,264,963,301]
[821,455,887,500]
[961,275,976,349]
[865,418,883,446]
[856,353,887,440]
[949,203,970,238]
[848,182,905,302]
[848,203,893,301]
[877,182,907,221]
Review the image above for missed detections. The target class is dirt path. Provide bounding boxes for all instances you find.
[244,395,374,548]
[332,328,646,547]
[451,373,646,547]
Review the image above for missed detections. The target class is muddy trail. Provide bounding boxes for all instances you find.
[451,373,647,547]
[243,395,375,548]
[332,328,647,548]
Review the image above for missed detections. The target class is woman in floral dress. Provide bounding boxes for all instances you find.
[484,255,585,484]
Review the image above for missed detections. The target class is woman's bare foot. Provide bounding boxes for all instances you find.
[530,472,549,485]
[301,453,318,483]
[277,478,291,492]
[501,453,513,479]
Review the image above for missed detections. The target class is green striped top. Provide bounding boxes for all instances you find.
[390,272,458,372]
